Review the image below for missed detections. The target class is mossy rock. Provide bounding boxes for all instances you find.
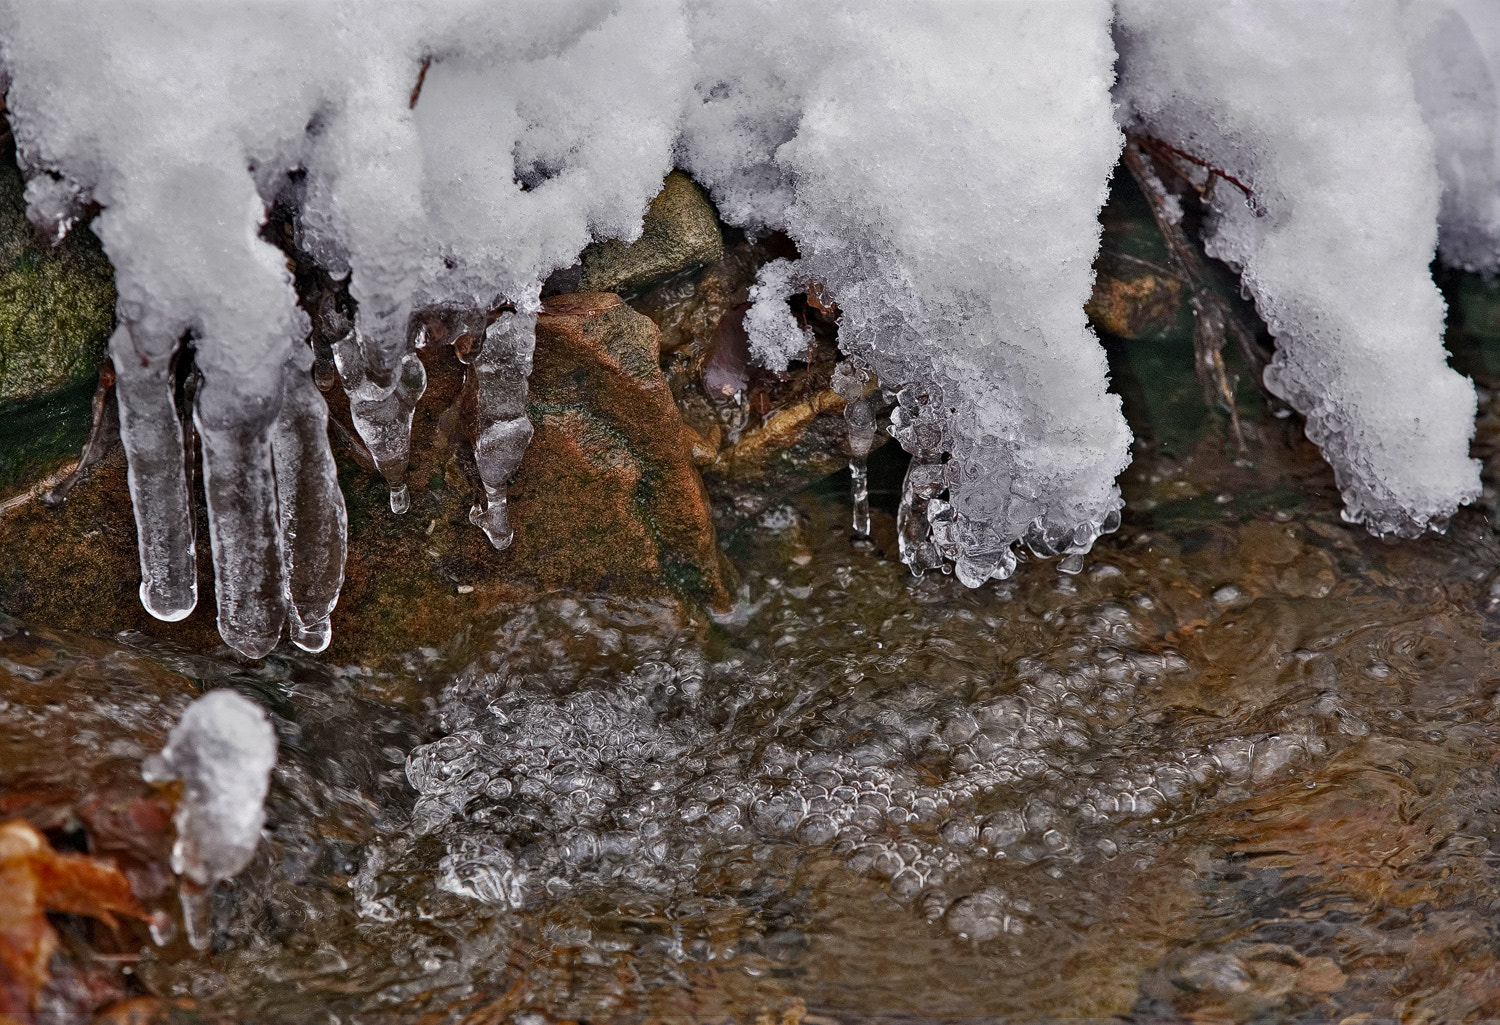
[0,155,116,403]
[579,171,724,296]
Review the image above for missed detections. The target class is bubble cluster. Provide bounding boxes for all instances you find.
[378,589,1344,941]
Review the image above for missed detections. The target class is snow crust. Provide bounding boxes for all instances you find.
[0,1,1494,648]
[1116,0,1481,536]
[142,690,277,888]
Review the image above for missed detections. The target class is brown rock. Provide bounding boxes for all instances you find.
[0,292,730,660]
[511,293,731,606]
[1086,251,1187,341]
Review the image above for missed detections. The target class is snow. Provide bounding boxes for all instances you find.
[142,690,278,889]
[0,0,1493,645]
[680,0,1132,581]
[1115,0,1482,536]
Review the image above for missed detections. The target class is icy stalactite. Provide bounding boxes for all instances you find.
[680,0,1132,583]
[830,361,878,536]
[108,325,197,622]
[1115,0,1482,537]
[270,350,347,655]
[195,380,288,660]
[469,309,537,550]
[143,689,277,950]
[332,332,427,515]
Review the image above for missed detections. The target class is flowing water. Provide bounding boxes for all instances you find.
[11,398,1500,1024]
[9,258,1500,1023]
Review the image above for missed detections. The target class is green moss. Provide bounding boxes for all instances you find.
[0,374,95,494]
[0,154,116,402]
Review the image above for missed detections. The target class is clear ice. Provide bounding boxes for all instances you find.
[1,0,1497,640]
[469,310,537,550]
[142,689,277,948]
[830,360,878,536]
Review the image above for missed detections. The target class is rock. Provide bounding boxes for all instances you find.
[511,292,731,605]
[0,149,115,403]
[1086,250,1187,341]
[0,292,730,661]
[578,171,724,296]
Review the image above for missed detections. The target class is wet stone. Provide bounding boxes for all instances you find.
[578,171,725,297]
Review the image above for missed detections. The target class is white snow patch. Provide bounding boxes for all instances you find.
[143,690,277,888]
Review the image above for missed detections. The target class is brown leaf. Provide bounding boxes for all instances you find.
[0,819,150,1014]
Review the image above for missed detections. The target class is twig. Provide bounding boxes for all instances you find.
[42,363,119,506]
[1122,136,1257,453]
[1,460,79,518]
[1137,134,1264,218]
[410,57,432,109]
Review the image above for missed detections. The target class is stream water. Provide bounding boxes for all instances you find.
[8,209,1500,1022]
[11,395,1500,1023]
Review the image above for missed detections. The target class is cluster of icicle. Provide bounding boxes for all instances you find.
[1,0,1496,656]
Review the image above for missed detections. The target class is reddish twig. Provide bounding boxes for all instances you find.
[1136,133,1263,217]
[409,57,432,109]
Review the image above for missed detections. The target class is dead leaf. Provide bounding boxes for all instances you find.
[0,819,150,1014]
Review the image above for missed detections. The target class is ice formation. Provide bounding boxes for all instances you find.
[143,689,277,945]
[680,0,1132,583]
[1,1,1496,652]
[0,1,684,656]
[1115,0,1482,536]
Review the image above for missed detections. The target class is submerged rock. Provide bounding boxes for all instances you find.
[578,171,724,296]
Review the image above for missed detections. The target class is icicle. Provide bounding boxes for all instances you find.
[179,886,212,952]
[270,348,347,654]
[830,360,879,535]
[469,308,535,550]
[109,323,197,622]
[194,372,288,660]
[332,330,425,514]
[897,460,946,576]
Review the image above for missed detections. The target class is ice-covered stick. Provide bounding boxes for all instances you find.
[143,690,277,951]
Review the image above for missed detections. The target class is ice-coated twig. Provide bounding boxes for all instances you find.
[143,689,276,950]
[270,348,346,654]
[109,323,196,622]
[332,330,426,514]
[468,308,535,550]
